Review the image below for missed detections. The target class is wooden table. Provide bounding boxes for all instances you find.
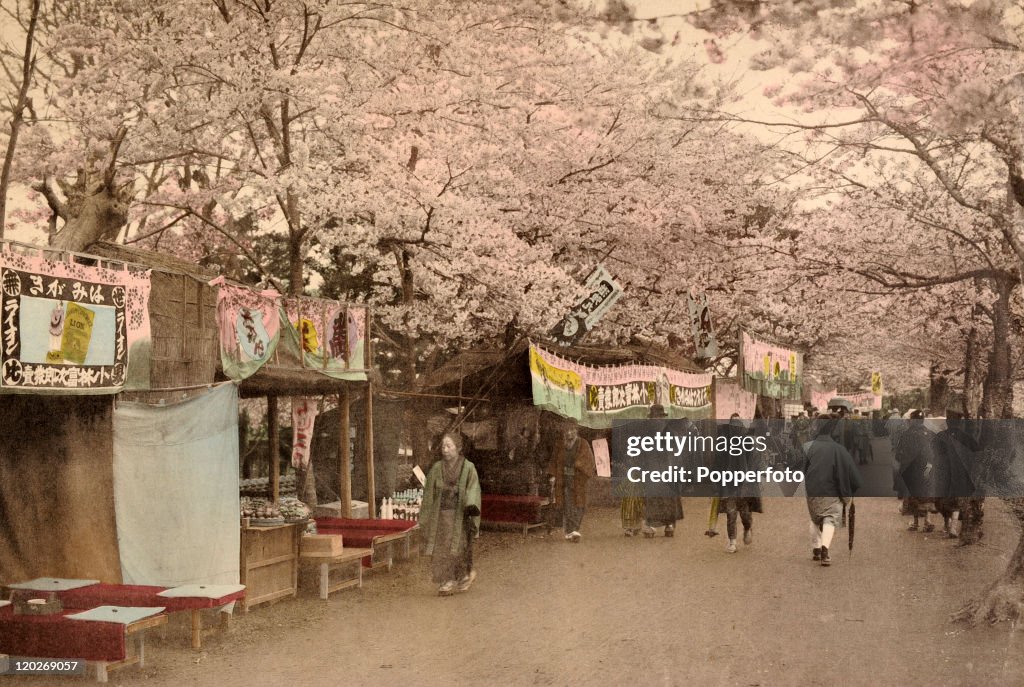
[299,548,373,600]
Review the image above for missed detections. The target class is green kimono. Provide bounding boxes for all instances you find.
[420,458,482,565]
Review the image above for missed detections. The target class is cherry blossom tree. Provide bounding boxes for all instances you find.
[659,0,1024,625]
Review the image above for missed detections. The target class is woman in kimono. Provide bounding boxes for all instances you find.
[420,432,482,596]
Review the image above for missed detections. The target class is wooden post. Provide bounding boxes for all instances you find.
[339,389,351,518]
[268,396,280,504]
[364,311,376,519]
[365,383,376,518]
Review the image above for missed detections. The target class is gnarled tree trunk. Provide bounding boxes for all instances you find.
[48,182,128,252]
[953,498,1024,625]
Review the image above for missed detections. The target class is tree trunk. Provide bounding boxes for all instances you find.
[288,235,305,296]
[48,184,129,253]
[927,362,950,417]
[0,0,40,238]
[980,279,1014,419]
[962,324,979,418]
[953,498,1024,625]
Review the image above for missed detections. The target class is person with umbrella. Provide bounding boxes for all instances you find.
[803,413,864,566]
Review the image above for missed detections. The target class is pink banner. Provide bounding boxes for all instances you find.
[211,277,281,381]
[836,390,882,411]
[291,397,319,470]
[811,389,838,412]
[1,248,151,392]
[739,330,803,400]
[714,379,757,419]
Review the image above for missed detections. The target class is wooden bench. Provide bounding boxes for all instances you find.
[299,547,373,600]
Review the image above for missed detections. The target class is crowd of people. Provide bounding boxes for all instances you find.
[418,403,989,595]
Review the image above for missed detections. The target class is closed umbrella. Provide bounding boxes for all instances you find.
[848,500,856,556]
[705,497,720,537]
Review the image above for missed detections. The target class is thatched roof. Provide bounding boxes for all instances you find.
[232,366,381,398]
[415,348,512,391]
[88,242,218,279]
[416,339,703,402]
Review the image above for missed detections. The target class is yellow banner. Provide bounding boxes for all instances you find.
[529,346,582,393]
[61,302,96,365]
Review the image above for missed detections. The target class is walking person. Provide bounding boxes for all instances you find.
[933,408,980,543]
[803,414,864,566]
[717,414,762,553]
[896,410,939,532]
[420,432,482,596]
[547,422,595,543]
[640,404,685,537]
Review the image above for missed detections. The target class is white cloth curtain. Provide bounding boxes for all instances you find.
[113,384,240,586]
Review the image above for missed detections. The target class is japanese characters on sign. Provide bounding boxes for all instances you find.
[738,330,803,401]
[686,291,719,359]
[530,343,712,428]
[549,265,623,346]
[0,252,151,393]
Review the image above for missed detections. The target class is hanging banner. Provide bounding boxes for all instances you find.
[529,343,585,421]
[738,330,803,401]
[549,264,623,346]
[871,371,883,396]
[291,397,319,470]
[811,389,838,412]
[592,438,611,478]
[584,364,712,425]
[0,250,151,393]
[713,378,757,419]
[836,390,883,411]
[529,343,712,428]
[279,297,368,381]
[211,277,281,382]
[686,291,719,359]
[212,282,368,383]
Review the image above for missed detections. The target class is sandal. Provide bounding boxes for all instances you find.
[923,522,935,533]
[907,523,919,531]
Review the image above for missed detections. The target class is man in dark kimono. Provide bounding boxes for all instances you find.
[933,409,980,543]
[803,415,863,566]
[716,415,763,553]
[547,423,595,543]
[896,411,939,532]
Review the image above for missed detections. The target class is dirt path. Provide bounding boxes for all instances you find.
[10,445,1024,687]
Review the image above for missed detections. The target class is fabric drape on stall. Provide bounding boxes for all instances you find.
[0,396,122,583]
[112,383,240,586]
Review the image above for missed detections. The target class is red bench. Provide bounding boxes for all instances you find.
[481,494,551,535]
[313,518,418,571]
[56,583,245,649]
[0,604,165,682]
